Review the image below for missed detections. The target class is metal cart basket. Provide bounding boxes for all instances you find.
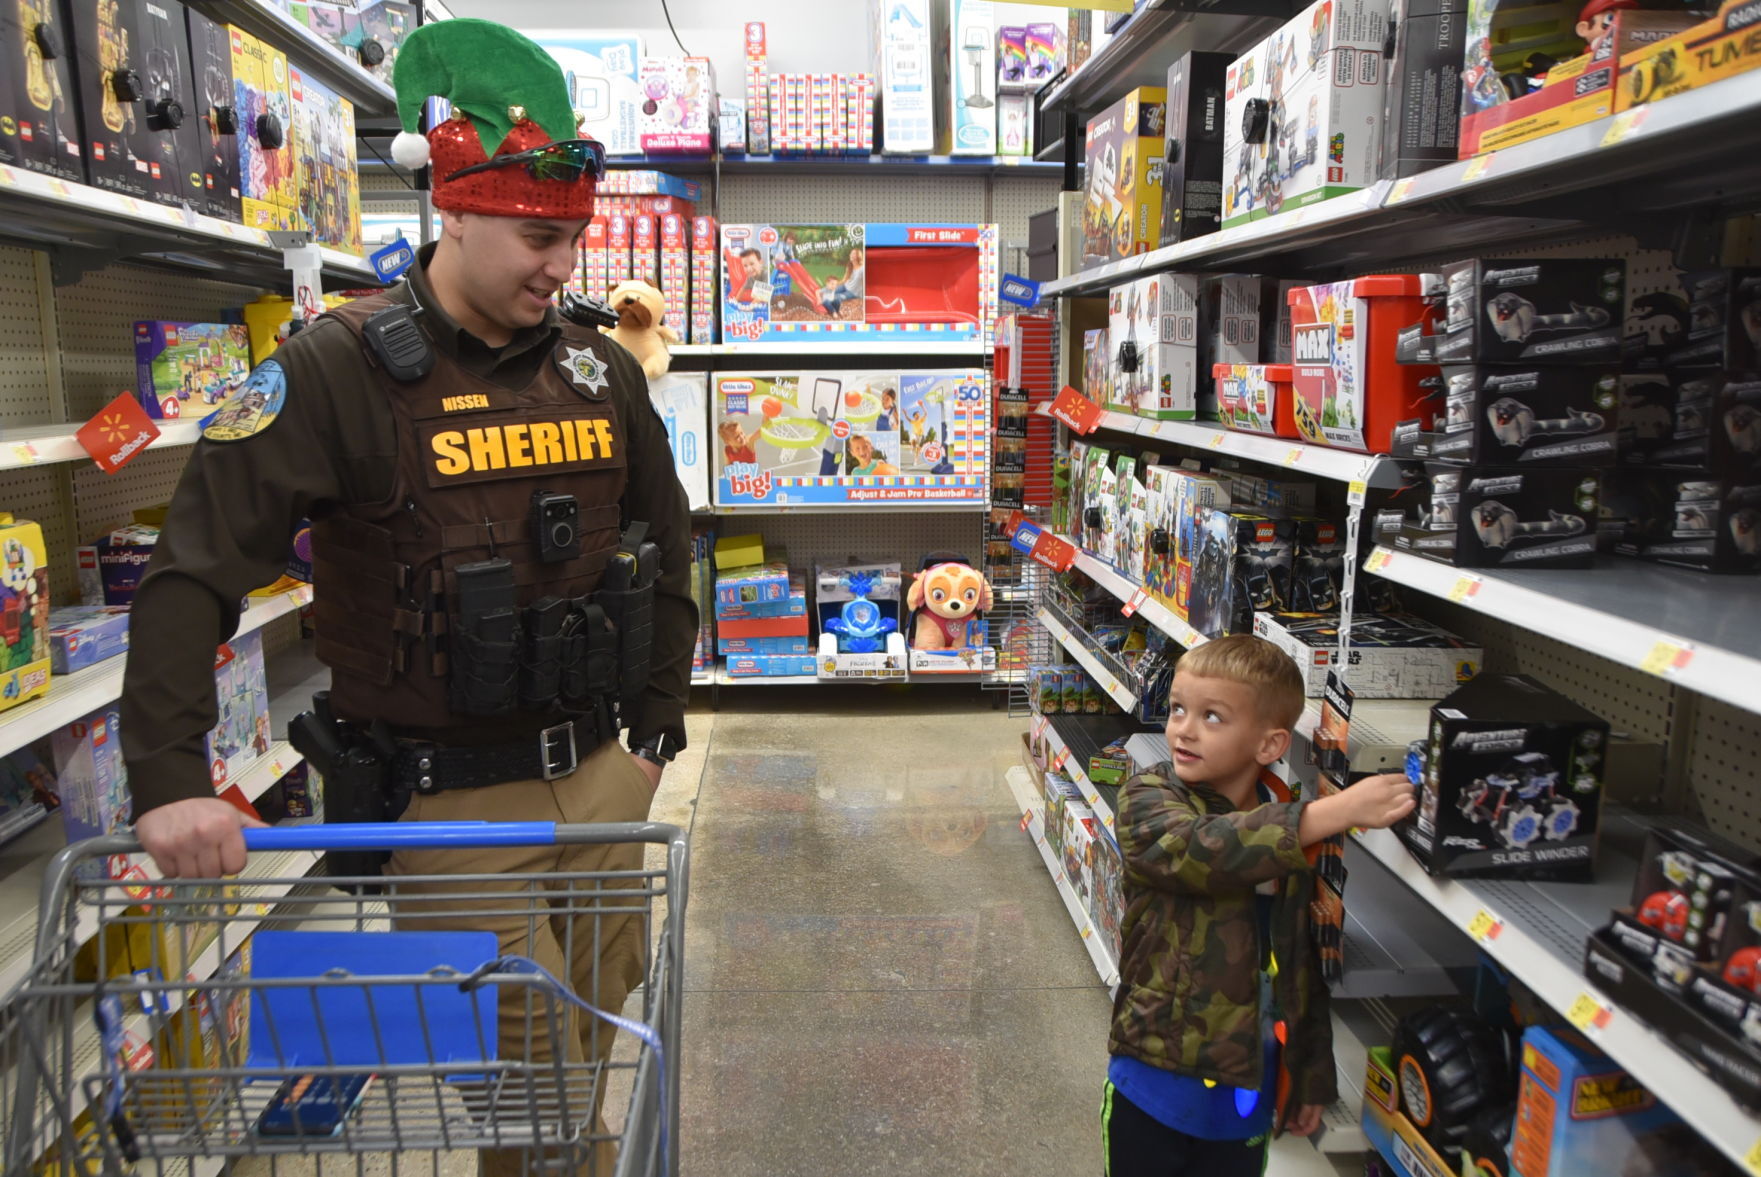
[0,820,688,1177]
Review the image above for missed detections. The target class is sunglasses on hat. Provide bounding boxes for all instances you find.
[445,138,607,185]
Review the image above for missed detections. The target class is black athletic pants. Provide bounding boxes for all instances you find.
[1100,1081,1269,1177]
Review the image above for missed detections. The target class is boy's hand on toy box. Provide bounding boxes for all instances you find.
[1300,773,1415,845]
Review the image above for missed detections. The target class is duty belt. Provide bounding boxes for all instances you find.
[390,703,613,795]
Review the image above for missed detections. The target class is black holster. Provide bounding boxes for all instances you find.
[594,522,660,731]
[288,692,395,891]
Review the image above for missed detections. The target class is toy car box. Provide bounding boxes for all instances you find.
[135,321,252,420]
[1393,463,1600,568]
[0,514,52,714]
[1108,272,1200,420]
[1289,276,1439,453]
[1600,824,1761,978]
[1158,51,1231,246]
[184,8,240,222]
[1221,0,1391,231]
[208,628,270,790]
[1616,0,1761,114]
[1438,258,1626,364]
[720,223,997,347]
[1252,611,1482,698]
[1433,366,1622,466]
[1605,469,1761,574]
[1618,371,1761,479]
[1214,363,1299,438]
[1080,86,1166,267]
[0,0,84,181]
[48,606,130,674]
[1511,1025,1708,1177]
[1662,268,1761,371]
[1187,509,1292,639]
[1380,0,1467,177]
[1400,672,1609,879]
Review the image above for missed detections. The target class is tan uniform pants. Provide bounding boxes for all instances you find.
[384,740,655,1177]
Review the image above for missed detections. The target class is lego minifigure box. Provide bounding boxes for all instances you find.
[135,322,253,421]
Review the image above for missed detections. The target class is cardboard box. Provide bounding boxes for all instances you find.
[743,22,769,154]
[630,213,658,286]
[47,606,130,674]
[1171,470,1233,622]
[659,212,689,334]
[207,628,270,790]
[637,55,713,153]
[67,0,157,197]
[718,635,813,656]
[713,531,764,572]
[940,0,996,154]
[648,372,709,512]
[1619,371,1761,480]
[1214,362,1298,438]
[908,641,996,675]
[1108,272,1199,420]
[1222,0,1390,229]
[185,8,239,222]
[1439,257,1626,365]
[1607,469,1761,574]
[1361,1047,1460,1177]
[229,28,291,230]
[1617,0,1761,112]
[578,215,608,300]
[1083,328,1113,409]
[689,214,718,344]
[1081,86,1166,267]
[532,33,642,156]
[131,0,205,208]
[1665,268,1761,370]
[1395,463,1600,568]
[1381,0,1467,177]
[716,612,809,641]
[1158,52,1231,245]
[725,654,816,677]
[716,561,791,607]
[1252,610,1482,698]
[1188,509,1293,638]
[53,706,130,867]
[1434,366,1623,466]
[1401,673,1608,879]
[1289,275,1437,453]
[0,515,51,714]
[134,321,251,420]
[1207,274,1265,367]
[76,531,155,606]
[606,210,632,288]
[290,67,360,255]
[0,0,84,180]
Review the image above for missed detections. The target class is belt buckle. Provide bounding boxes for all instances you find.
[540,721,578,781]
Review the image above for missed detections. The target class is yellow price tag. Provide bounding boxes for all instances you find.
[1466,908,1504,944]
[1207,432,1226,448]
[1388,177,1416,204]
[1640,639,1693,676]
[1284,447,1304,466]
[0,167,16,186]
[1601,107,1649,147]
[10,444,39,465]
[1365,548,1392,573]
[270,760,286,778]
[1566,992,1611,1037]
[1744,1137,1761,1175]
[46,179,71,197]
[1463,154,1494,182]
[1347,479,1367,505]
[1104,813,1116,829]
[1081,925,1094,939]
[1448,574,1482,603]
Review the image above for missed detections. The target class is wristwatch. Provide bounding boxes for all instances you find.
[631,732,680,767]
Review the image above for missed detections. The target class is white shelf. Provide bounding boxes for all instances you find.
[1036,605,1140,713]
[0,420,203,471]
[710,340,988,357]
[0,585,313,763]
[1038,405,1399,489]
[1003,764,1120,989]
[1030,713,1118,836]
[713,669,823,686]
[1364,545,1761,718]
[1352,820,1761,1176]
[707,501,986,514]
[1069,543,1207,650]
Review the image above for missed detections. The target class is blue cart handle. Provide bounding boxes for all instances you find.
[243,821,559,851]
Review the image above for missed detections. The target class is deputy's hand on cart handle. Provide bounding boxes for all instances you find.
[135,796,267,879]
[629,751,662,793]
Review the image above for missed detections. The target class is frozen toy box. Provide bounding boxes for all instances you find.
[720,223,998,346]
[714,369,990,507]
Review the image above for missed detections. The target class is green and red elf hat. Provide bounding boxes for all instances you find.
[388,18,601,219]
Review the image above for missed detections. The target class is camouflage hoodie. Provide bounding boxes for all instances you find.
[1107,762,1337,1111]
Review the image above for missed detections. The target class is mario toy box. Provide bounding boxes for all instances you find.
[0,515,51,715]
[1108,273,1200,420]
[1081,85,1166,267]
[1222,0,1392,230]
[720,222,998,347]
[135,321,252,420]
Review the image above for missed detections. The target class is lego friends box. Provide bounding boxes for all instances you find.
[720,223,998,345]
[714,369,990,507]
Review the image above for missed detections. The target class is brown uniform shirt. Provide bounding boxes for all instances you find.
[120,245,697,815]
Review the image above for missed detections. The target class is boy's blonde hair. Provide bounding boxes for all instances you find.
[1175,634,1305,730]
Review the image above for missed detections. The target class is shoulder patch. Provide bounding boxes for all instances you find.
[202,359,287,442]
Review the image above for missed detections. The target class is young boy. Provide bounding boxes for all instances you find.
[1103,634,1415,1176]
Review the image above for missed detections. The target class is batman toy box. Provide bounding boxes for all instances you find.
[1436,258,1626,365]
[1400,672,1608,880]
[1393,462,1599,568]
[0,0,85,180]
[1186,509,1293,639]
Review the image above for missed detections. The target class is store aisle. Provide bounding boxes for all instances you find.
[668,686,1111,1177]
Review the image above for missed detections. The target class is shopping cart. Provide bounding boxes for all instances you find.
[0,820,688,1177]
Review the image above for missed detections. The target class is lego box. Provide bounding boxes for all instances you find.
[0,0,84,180]
[1187,509,1292,639]
[133,0,206,209]
[1252,611,1482,698]
[48,605,130,674]
[135,321,252,421]
[0,515,51,714]
[53,706,130,875]
[1159,52,1232,246]
[1081,86,1166,267]
[207,628,271,790]
[1108,272,1200,420]
[186,8,241,222]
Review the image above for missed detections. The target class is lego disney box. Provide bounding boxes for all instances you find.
[721,223,998,346]
[714,369,990,507]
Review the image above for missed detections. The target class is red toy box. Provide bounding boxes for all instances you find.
[1213,363,1298,439]
[1289,276,1439,453]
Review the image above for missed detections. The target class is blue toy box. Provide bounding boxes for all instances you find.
[725,654,817,677]
[48,606,132,674]
[134,322,252,421]
[715,590,807,621]
[718,635,813,656]
[52,706,130,878]
[715,562,793,608]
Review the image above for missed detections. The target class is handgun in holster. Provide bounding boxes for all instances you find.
[288,690,394,891]
[594,521,662,732]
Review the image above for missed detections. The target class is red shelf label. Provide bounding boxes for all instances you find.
[1029,531,1077,573]
[1049,386,1103,435]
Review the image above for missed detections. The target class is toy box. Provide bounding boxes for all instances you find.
[53,706,129,870]
[637,55,714,153]
[743,22,769,154]
[1108,273,1200,420]
[1187,509,1292,639]
[1158,52,1231,246]
[1087,828,1124,958]
[0,0,84,181]
[1081,86,1165,267]
[230,27,293,230]
[290,68,360,255]
[1438,258,1626,364]
[1618,0,1761,113]
[1600,824,1761,975]
[0,745,54,846]
[1660,268,1761,371]
[1360,1046,1462,1177]
[1252,610,1482,697]
[1289,276,1439,453]
[1226,472,1317,513]
[184,9,239,222]
[725,653,816,677]
[48,605,130,674]
[720,222,996,346]
[76,528,155,606]
[67,0,160,197]
[1221,0,1391,230]
[715,561,792,609]
[1083,328,1113,409]
[648,372,710,512]
[134,321,251,421]
[292,0,412,82]
[1434,366,1622,465]
[1208,274,1268,367]
[1606,469,1761,574]
[208,628,270,790]
[719,634,812,656]
[1172,470,1234,621]
[815,561,906,675]
[1511,1026,1706,1177]
[1381,0,1467,177]
[1619,372,1761,479]
[0,515,51,714]
[716,588,807,622]
[1214,362,1299,438]
[132,0,205,208]
[1401,672,1608,879]
[1395,463,1600,568]
[1289,516,1346,611]
[939,0,996,154]
[531,33,642,156]
[713,369,989,507]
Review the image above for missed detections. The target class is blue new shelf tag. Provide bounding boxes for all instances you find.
[370,236,416,283]
[999,273,1041,308]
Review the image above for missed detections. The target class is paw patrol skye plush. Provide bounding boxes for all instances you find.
[600,279,679,381]
[907,560,993,650]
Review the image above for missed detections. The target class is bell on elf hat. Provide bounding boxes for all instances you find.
[389,18,604,219]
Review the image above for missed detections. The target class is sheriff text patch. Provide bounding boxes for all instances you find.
[421,414,621,486]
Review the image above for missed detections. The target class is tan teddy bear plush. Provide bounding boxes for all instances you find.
[600,280,679,381]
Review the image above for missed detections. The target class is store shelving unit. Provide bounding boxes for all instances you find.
[182,0,395,114]
[0,421,204,471]
[1002,763,1120,988]
[1035,604,1140,714]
